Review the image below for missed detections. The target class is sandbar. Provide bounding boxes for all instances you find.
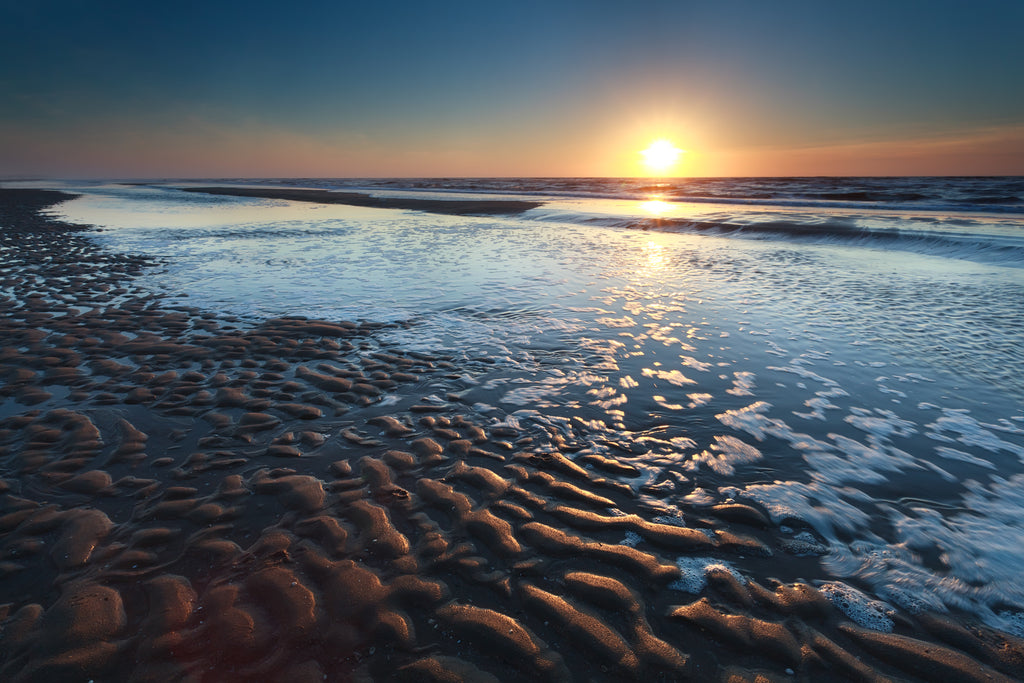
[182,186,543,215]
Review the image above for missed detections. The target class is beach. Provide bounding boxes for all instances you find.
[1,183,1023,681]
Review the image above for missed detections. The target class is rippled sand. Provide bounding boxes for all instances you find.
[1,189,1022,681]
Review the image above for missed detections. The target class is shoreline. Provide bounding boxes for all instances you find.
[181,185,544,216]
[1,188,1021,681]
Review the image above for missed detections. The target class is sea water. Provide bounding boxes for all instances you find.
[45,177,1024,635]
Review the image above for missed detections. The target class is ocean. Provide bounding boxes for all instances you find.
[9,176,1021,662]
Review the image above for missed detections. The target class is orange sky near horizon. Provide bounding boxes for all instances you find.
[2,2,1022,179]
[5,118,1022,180]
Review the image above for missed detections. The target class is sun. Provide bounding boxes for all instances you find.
[640,139,684,174]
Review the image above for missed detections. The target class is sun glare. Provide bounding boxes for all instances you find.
[641,139,684,174]
[641,199,672,215]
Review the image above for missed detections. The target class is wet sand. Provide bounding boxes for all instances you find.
[1,187,1022,681]
[182,186,543,216]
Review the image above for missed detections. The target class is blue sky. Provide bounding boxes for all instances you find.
[2,0,1022,176]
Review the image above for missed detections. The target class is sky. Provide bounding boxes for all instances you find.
[1,0,1022,178]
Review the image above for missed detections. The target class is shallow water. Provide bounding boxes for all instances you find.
[51,180,1024,636]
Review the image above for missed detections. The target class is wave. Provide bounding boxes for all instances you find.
[659,220,1024,265]
[956,195,1023,205]
[165,176,1024,217]
[799,191,931,202]
[153,177,1024,267]
[528,210,1024,267]
[246,177,1024,216]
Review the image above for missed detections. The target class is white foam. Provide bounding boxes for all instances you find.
[715,401,778,440]
[934,446,996,470]
[687,435,762,475]
[595,315,637,328]
[642,367,696,386]
[920,460,957,483]
[686,393,713,408]
[825,479,1024,629]
[994,611,1024,638]
[680,355,713,371]
[572,416,610,432]
[779,531,829,556]
[844,408,918,439]
[925,409,1024,461]
[682,488,717,506]
[818,581,895,632]
[877,384,907,398]
[793,396,838,421]
[828,434,918,475]
[619,375,639,389]
[804,450,890,485]
[652,395,685,410]
[670,557,745,594]
[652,515,687,527]
[768,363,839,387]
[719,481,874,540]
[985,419,1024,435]
[726,371,756,396]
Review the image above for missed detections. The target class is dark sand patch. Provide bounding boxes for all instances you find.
[182,186,543,216]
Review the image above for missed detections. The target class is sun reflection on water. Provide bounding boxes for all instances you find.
[642,240,668,271]
[641,199,672,215]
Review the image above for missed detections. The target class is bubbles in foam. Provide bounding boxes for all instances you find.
[804,450,890,485]
[821,478,1024,628]
[843,407,918,439]
[720,481,873,540]
[682,488,717,506]
[995,611,1024,638]
[827,433,917,477]
[622,531,642,547]
[715,401,778,440]
[925,409,1024,461]
[725,371,756,396]
[793,396,837,420]
[778,530,829,557]
[670,557,745,594]
[818,581,895,632]
[652,514,687,527]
